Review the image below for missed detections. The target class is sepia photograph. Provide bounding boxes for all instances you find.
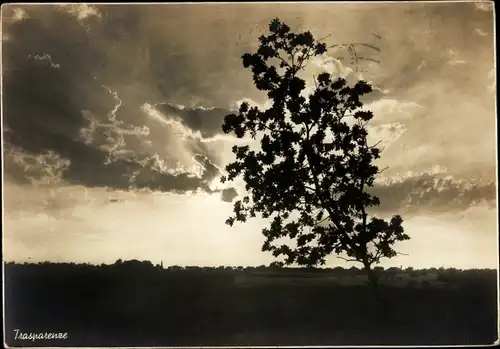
[2,1,498,347]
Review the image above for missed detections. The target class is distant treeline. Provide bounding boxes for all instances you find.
[5,259,497,274]
[4,260,497,347]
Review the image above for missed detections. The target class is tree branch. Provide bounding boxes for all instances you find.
[304,185,317,192]
[276,53,292,70]
[314,216,330,227]
[371,249,384,265]
[337,256,359,263]
[302,125,356,251]
[317,34,333,42]
[360,177,367,231]
[369,140,382,149]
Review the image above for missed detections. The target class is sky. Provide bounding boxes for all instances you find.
[1,2,497,269]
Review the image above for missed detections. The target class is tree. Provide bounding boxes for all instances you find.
[221,18,409,294]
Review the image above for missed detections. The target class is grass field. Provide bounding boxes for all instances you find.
[4,261,498,346]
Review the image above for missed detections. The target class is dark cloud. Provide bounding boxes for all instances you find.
[2,4,494,206]
[155,103,229,138]
[3,8,111,155]
[3,142,225,195]
[360,86,387,105]
[1,5,240,197]
[3,146,71,186]
[369,171,496,217]
[221,188,238,203]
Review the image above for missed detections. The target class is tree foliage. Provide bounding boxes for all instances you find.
[221,18,409,274]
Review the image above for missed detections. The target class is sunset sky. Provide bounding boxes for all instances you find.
[2,2,497,269]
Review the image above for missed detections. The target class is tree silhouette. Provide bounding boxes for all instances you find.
[221,18,409,292]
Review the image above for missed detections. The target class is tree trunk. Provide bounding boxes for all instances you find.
[366,266,380,294]
[363,260,379,294]
[363,261,387,321]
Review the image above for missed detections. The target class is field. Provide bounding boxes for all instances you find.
[4,261,498,346]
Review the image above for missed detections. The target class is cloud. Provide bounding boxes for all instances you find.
[139,102,253,168]
[27,53,61,68]
[416,60,427,71]
[78,85,151,165]
[3,79,229,198]
[474,28,488,37]
[221,188,238,203]
[474,2,493,11]
[3,146,71,186]
[2,6,243,199]
[447,59,467,66]
[2,4,495,210]
[1,5,29,26]
[3,138,229,200]
[1,3,496,269]
[72,101,231,194]
[154,103,228,139]
[12,7,29,21]
[310,55,355,80]
[366,98,425,125]
[305,53,387,105]
[367,122,407,150]
[3,181,98,220]
[4,79,239,197]
[144,103,241,145]
[2,148,94,220]
[2,6,113,157]
[57,4,101,21]
[444,49,467,66]
[369,167,497,217]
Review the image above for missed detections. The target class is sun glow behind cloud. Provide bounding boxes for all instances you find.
[4,178,496,269]
[3,182,272,266]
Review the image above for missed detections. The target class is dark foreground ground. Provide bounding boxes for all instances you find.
[4,261,498,346]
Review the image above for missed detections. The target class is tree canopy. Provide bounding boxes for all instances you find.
[221,18,409,277]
